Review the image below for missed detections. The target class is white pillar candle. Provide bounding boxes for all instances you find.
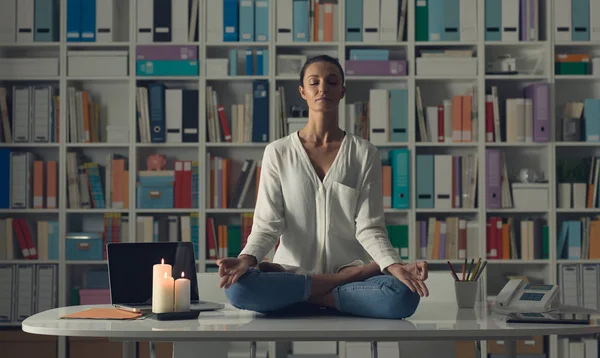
[152,259,173,313]
[153,271,174,313]
[174,271,191,312]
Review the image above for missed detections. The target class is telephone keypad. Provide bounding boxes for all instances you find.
[519,292,544,301]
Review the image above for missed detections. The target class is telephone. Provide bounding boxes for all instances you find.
[491,279,560,315]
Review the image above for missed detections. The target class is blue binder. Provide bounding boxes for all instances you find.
[389,149,410,209]
[567,221,582,260]
[485,0,502,41]
[584,98,600,142]
[348,49,389,60]
[255,0,269,41]
[252,80,269,142]
[229,49,238,75]
[239,0,255,41]
[66,0,81,41]
[416,155,434,208]
[256,50,264,75]
[245,49,253,75]
[80,0,96,42]
[34,0,58,42]
[572,0,590,41]
[428,0,443,41]
[293,0,309,42]
[0,149,10,208]
[223,0,240,41]
[148,84,166,143]
[389,89,408,142]
[345,0,363,41]
[442,0,460,41]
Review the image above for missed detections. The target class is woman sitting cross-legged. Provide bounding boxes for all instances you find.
[217,54,429,320]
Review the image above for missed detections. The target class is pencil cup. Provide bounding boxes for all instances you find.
[454,281,479,308]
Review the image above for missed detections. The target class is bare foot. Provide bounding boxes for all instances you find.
[339,262,381,282]
[258,261,286,273]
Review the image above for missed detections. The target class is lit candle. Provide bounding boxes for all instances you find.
[152,259,173,313]
[174,271,191,312]
[153,271,174,313]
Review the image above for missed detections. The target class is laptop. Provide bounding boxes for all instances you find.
[107,242,224,312]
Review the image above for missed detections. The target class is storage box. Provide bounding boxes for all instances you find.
[79,289,111,305]
[416,57,477,76]
[136,175,174,209]
[136,60,199,76]
[345,60,407,76]
[0,58,59,77]
[106,125,129,143]
[205,58,229,77]
[65,233,104,261]
[68,51,128,77]
[511,183,549,210]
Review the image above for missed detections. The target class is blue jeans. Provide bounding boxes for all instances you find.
[224,268,420,319]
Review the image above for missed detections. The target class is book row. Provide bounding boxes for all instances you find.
[485,216,549,261]
[557,217,600,261]
[0,218,58,261]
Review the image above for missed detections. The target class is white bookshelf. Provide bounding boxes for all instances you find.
[1,0,600,358]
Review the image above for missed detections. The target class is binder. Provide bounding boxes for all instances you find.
[16,265,35,321]
[293,0,309,42]
[0,0,16,42]
[379,0,398,42]
[362,0,380,42]
[36,265,57,313]
[245,49,253,75]
[277,0,293,42]
[206,0,223,43]
[560,264,580,306]
[223,0,239,41]
[12,86,31,143]
[442,0,460,41]
[434,155,452,209]
[415,0,428,41]
[137,0,153,43]
[427,0,443,41]
[592,0,600,41]
[255,0,269,41]
[345,0,363,41]
[368,89,389,145]
[524,82,549,142]
[485,149,501,208]
[148,84,166,142]
[572,0,590,41]
[554,0,572,41]
[460,0,477,42]
[165,89,183,142]
[240,0,255,41]
[34,0,58,42]
[389,149,409,209]
[16,0,35,42]
[252,80,269,142]
[581,264,598,310]
[32,86,52,142]
[171,0,190,43]
[416,154,434,208]
[484,0,501,41]
[182,89,199,142]
[96,0,115,42]
[154,0,172,42]
[501,0,519,42]
[80,0,96,42]
[584,98,600,142]
[0,265,14,322]
[389,88,408,142]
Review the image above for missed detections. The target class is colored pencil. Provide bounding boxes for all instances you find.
[470,258,482,281]
[462,258,466,281]
[474,260,488,281]
[447,261,459,281]
[466,258,475,280]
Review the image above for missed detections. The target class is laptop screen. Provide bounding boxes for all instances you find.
[107,242,200,305]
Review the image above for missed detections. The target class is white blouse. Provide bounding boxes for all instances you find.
[239,131,403,275]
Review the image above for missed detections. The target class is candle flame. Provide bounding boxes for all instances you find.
[164,272,168,278]
[161,258,164,265]
[181,272,185,278]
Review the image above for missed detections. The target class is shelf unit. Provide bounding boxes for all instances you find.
[1,0,599,358]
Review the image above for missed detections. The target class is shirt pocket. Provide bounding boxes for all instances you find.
[328,181,360,238]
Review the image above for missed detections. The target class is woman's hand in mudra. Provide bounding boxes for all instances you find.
[386,261,429,297]
[216,257,252,289]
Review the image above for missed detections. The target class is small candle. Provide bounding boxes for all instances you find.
[152,259,173,313]
[153,272,174,313]
[174,271,191,312]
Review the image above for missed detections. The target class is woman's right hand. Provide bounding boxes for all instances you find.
[216,255,255,289]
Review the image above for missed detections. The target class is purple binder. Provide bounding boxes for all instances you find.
[136,45,198,60]
[345,60,407,76]
[486,149,502,209]
[420,220,427,259]
[524,82,550,142]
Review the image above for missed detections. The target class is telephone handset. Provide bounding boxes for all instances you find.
[491,279,560,315]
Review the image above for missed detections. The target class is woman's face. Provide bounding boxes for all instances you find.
[299,61,345,114]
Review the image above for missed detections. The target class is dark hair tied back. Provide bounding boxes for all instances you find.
[299,55,345,87]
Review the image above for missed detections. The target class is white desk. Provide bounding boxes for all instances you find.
[22,302,600,358]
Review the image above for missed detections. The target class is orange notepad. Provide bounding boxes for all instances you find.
[60,308,142,320]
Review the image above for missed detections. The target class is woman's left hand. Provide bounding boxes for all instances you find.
[386,262,429,297]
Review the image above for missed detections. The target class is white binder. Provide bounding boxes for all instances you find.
[554,0,572,42]
[171,0,190,43]
[166,89,183,142]
[16,0,34,42]
[0,265,15,322]
[136,0,153,43]
[501,0,519,42]
[581,264,599,310]
[591,0,600,41]
[276,0,293,43]
[96,0,116,42]
[362,0,380,42]
[16,265,35,321]
[434,155,452,209]
[368,89,389,145]
[379,0,399,42]
[35,265,57,313]
[460,0,477,42]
